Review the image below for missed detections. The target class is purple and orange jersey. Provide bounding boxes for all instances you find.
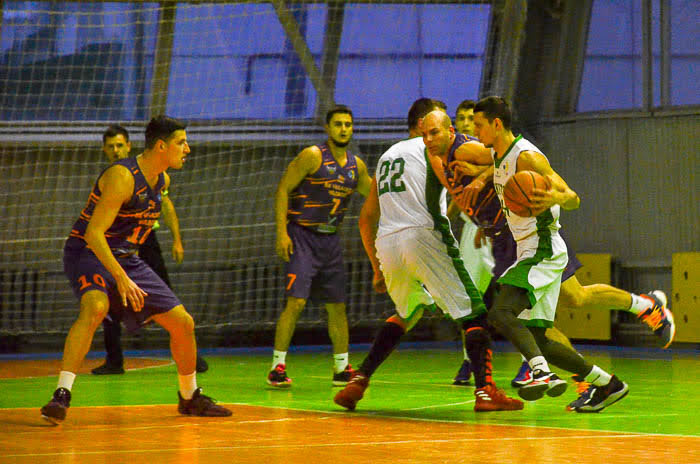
[444,133,507,238]
[68,157,164,252]
[288,143,359,234]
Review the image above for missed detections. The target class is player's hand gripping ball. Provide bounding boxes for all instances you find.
[503,170,551,217]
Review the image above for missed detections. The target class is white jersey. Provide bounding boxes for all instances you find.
[376,137,447,239]
[373,136,484,320]
[492,135,561,241]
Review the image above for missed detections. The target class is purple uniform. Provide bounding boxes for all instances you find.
[288,143,359,234]
[444,134,582,283]
[285,144,360,302]
[64,157,181,331]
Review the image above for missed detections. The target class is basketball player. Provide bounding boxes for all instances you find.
[448,99,495,386]
[40,116,231,424]
[334,98,523,413]
[422,100,629,412]
[93,125,208,376]
[268,105,372,388]
[446,117,675,393]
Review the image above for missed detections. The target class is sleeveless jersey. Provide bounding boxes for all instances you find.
[376,137,447,239]
[288,143,359,234]
[444,133,507,238]
[492,135,561,241]
[69,157,165,252]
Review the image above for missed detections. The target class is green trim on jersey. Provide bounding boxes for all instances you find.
[497,210,556,328]
[494,134,522,169]
[423,149,486,317]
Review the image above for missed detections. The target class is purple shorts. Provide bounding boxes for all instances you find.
[491,228,583,282]
[285,222,346,303]
[63,238,181,332]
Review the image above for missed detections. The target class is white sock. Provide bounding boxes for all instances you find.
[178,372,197,399]
[333,353,349,373]
[272,350,287,370]
[461,332,470,361]
[528,356,550,372]
[57,371,76,391]
[584,365,612,386]
[629,293,653,315]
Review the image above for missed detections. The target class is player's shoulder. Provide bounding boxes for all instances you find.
[384,136,424,157]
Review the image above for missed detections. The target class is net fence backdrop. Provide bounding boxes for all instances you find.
[1,1,698,347]
[0,2,493,341]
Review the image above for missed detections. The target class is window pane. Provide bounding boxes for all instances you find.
[579,0,643,111]
[167,3,325,120]
[0,2,159,121]
[335,3,490,118]
[671,0,700,105]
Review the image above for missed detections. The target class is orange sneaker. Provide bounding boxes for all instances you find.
[334,372,369,410]
[474,384,524,412]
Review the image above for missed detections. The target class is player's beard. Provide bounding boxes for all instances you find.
[331,136,350,148]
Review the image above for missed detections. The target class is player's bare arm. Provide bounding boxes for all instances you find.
[159,172,184,264]
[354,156,372,197]
[452,164,494,213]
[275,146,322,261]
[358,178,386,293]
[86,165,148,311]
[517,150,580,211]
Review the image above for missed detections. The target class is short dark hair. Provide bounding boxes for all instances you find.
[407,98,446,130]
[326,105,353,124]
[474,96,512,130]
[456,99,476,114]
[144,115,187,149]
[102,124,130,144]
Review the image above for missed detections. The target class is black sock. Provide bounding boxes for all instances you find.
[464,326,493,388]
[358,320,405,378]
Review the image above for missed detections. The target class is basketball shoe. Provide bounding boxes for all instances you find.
[568,375,629,413]
[518,369,567,401]
[267,363,292,388]
[40,388,71,425]
[333,372,369,411]
[178,388,232,417]
[452,360,472,386]
[638,290,675,349]
[91,362,125,375]
[510,361,532,388]
[332,364,355,386]
[474,384,524,412]
[566,374,592,411]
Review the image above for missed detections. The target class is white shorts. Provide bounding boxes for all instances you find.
[376,227,483,321]
[458,217,494,293]
[498,231,567,326]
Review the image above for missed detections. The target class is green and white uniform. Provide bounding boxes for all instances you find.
[375,136,485,321]
[492,135,567,327]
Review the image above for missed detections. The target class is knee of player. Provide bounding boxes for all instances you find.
[324,302,346,316]
[284,297,307,314]
[178,309,196,333]
[79,292,109,325]
[559,287,586,309]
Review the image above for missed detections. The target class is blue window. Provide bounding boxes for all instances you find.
[578,0,699,111]
[335,4,490,118]
[0,2,159,121]
[167,3,326,120]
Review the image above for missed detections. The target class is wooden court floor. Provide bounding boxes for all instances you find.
[1,350,699,464]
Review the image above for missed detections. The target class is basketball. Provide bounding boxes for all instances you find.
[503,170,550,217]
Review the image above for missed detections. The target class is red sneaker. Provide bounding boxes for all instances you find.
[474,384,524,412]
[333,372,369,410]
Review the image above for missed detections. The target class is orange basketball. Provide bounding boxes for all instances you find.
[503,170,550,217]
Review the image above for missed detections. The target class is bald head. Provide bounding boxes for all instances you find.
[422,109,455,159]
[423,110,451,130]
